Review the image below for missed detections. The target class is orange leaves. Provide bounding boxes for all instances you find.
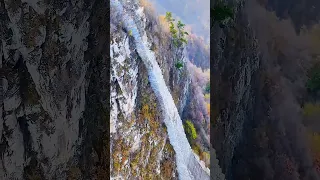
[139,0,156,15]
[159,15,171,33]
[206,103,210,116]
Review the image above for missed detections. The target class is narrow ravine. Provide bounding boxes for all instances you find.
[111,0,210,179]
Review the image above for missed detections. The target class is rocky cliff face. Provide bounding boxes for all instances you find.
[110,0,192,179]
[212,0,319,180]
[212,0,261,179]
[0,0,109,179]
[110,0,217,179]
[262,0,320,32]
[0,0,212,179]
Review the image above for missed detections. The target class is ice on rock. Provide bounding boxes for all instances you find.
[111,1,210,179]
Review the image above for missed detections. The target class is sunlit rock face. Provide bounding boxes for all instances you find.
[110,1,179,179]
[110,0,221,179]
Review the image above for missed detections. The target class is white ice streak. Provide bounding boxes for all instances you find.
[111,1,210,179]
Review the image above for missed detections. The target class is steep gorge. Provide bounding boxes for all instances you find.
[212,0,320,180]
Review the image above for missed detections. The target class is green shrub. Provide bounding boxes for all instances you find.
[303,103,320,117]
[211,3,233,22]
[205,82,210,93]
[165,12,174,22]
[307,65,320,93]
[165,12,188,48]
[175,61,184,69]
[192,143,201,155]
[184,120,197,140]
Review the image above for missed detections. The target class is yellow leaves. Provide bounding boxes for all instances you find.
[192,144,201,155]
[202,151,210,167]
[192,143,210,167]
[130,155,139,170]
[204,94,211,116]
[303,103,320,117]
[113,161,121,172]
[159,15,170,33]
[141,104,159,135]
[165,142,175,154]
[308,131,320,153]
[204,93,210,101]
[112,151,121,172]
[142,104,151,119]
[206,103,210,116]
[142,104,149,113]
[112,138,130,173]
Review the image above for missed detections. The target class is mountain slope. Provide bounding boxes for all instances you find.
[0,0,109,179]
[110,0,217,179]
[212,0,320,179]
